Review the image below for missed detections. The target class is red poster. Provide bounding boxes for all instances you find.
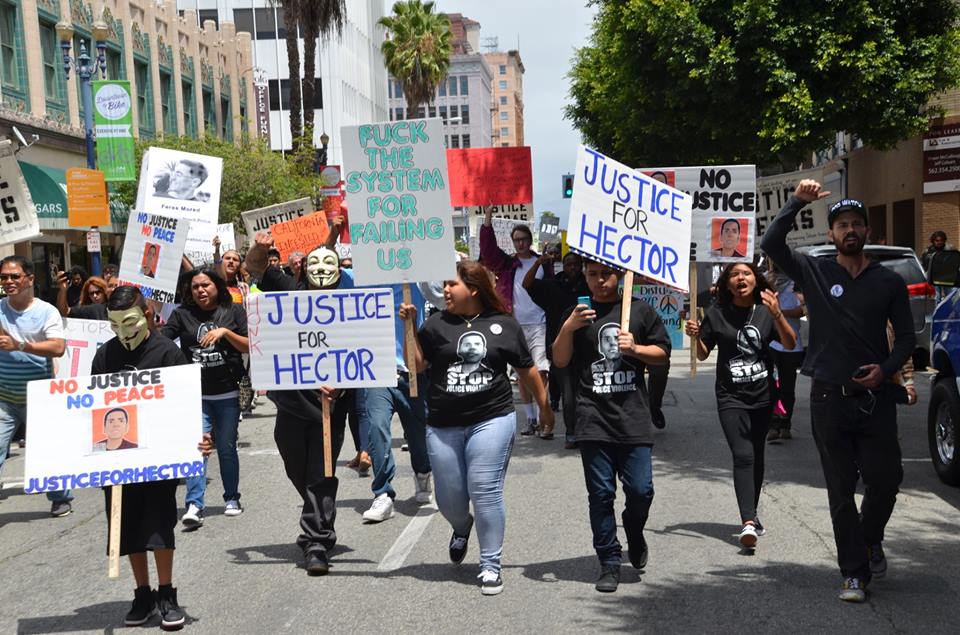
[446,147,533,207]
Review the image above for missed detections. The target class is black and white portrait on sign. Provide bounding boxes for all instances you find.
[445,331,494,393]
[590,323,636,394]
[153,159,210,202]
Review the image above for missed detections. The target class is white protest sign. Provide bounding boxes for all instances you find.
[0,139,41,245]
[633,285,685,350]
[342,118,457,285]
[24,364,204,494]
[638,164,756,263]
[118,211,190,303]
[469,215,524,260]
[756,166,841,247]
[57,318,114,379]
[217,223,236,252]
[246,288,398,390]
[567,146,693,291]
[240,197,313,243]
[137,147,223,264]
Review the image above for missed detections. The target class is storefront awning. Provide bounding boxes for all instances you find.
[18,160,130,234]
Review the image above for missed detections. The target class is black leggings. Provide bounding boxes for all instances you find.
[718,407,772,522]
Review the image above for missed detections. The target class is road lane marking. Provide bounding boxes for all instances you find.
[377,503,438,572]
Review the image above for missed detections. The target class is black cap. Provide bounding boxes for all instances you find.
[827,198,868,227]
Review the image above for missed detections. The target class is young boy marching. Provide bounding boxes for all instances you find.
[552,259,671,593]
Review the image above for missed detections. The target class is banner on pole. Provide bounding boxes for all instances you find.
[24,364,204,493]
[118,211,191,303]
[246,288,398,390]
[67,168,111,227]
[0,139,41,245]
[93,80,136,182]
[57,319,115,379]
[240,197,313,243]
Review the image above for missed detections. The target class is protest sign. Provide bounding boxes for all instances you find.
[118,211,190,303]
[271,212,330,260]
[0,139,41,246]
[755,166,841,247]
[638,164,756,263]
[92,80,136,182]
[540,215,561,241]
[633,285,684,350]
[23,364,204,494]
[446,147,533,207]
[468,203,531,220]
[342,118,457,285]
[216,223,237,252]
[246,288,398,390]
[567,146,693,291]
[469,215,524,260]
[67,168,111,227]
[57,319,115,379]
[137,147,223,264]
[241,197,314,243]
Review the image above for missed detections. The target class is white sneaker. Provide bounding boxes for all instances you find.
[224,500,243,516]
[181,504,204,528]
[414,472,433,504]
[362,493,394,523]
[479,569,504,596]
[739,522,758,548]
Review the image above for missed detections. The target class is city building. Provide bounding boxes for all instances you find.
[484,49,524,147]
[185,0,389,164]
[0,0,256,301]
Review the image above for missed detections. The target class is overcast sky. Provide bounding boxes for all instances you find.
[431,0,597,225]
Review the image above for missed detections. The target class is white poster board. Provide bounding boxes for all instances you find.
[24,364,204,493]
[240,197,313,243]
[246,288,398,390]
[216,223,236,252]
[57,318,114,379]
[567,146,693,291]
[467,203,531,221]
[342,118,457,285]
[0,139,41,246]
[469,216,524,260]
[118,211,190,303]
[137,147,223,264]
[756,166,841,247]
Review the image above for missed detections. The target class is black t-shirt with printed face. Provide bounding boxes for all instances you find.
[160,304,248,396]
[91,332,188,375]
[418,311,533,428]
[699,303,780,410]
[565,300,671,445]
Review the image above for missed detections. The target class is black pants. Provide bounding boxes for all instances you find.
[718,407,772,522]
[771,350,804,428]
[548,361,563,405]
[647,361,670,414]
[549,364,578,440]
[810,383,902,580]
[273,396,349,556]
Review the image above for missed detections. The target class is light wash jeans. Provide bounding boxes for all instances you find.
[0,400,72,502]
[426,411,516,575]
[185,396,241,510]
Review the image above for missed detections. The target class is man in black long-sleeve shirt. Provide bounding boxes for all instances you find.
[760,180,914,604]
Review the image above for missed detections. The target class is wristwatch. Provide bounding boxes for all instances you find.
[16,340,26,352]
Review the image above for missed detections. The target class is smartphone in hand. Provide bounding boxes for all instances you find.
[853,366,871,379]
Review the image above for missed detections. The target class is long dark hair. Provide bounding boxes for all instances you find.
[179,267,233,310]
[715,262,769,307]
[456,260,508,314]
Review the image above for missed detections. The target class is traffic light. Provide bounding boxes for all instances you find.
[562,174,574,198]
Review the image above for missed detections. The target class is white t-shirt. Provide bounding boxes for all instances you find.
[0,298,65,403]
[512,255,545,326]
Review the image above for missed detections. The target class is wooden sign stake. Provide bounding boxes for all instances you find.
[108,485,122,578]
[402,283,419,397]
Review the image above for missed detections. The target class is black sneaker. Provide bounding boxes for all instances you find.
[839,576,867,603]
[449,517,473,564]
[628,535,648,569]
[754,517,766,536]
[867,543,887,578]
[157,585,185,630]
[652,409,666,429]
[479,570,504,596]
[595,565,620,593]
[124,586,157,626]
[50,500,72,517]
[305,550,330,576]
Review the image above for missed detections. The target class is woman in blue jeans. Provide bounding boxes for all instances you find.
[162,268,248,527]
[400,260,554,595]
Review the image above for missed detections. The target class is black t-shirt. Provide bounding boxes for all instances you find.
[418,311,533,427]
[91,332,188,375]
[565,300,670,445]
[70,303,108,320]
[258,265,302,291]
[699,303,780,410]
[161,304,248,396]
[528,273,590,357]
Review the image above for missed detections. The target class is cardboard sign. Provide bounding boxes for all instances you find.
[469,216,524,260]
[57,318,115,379]
[638,164,756,263]
[0,139,41,245]
[118,211,191,303]
[23,364,204,493]
[755,166,840,247]
[271,212,330,261]
[67,168,111,227]
[567,146,693,291]
[342,118,457,285]
[137,148,223,264]
[468,203,530,220]
[633,285,684,350]
[241,197,313,243]
[446,147,533,207]
[540,216,561,240]
[246,288,398,390]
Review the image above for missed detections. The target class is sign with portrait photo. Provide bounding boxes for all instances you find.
[118,211,191,303]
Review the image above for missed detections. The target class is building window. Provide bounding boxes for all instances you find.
[450,135,460,149]
[438,80,445,97]
[444,135,448,148]
[499,64,506,75]
[232,8,287,39]
[500,111,508,120]
[428,105,436,118]
[198,9,219,28]
[40,22,66,115]
[394,106,403,120]
[182,81,197,136]
[449,105,458,123]
[268,78,321,110]
[462,134,470,148]
[500,96,507,105]
[389,109,394,121]
[499,80,507,90]
[0,1,20,90]
[160,71,176,134]
[203,89,216,133]
[460,105,469,125]
[502,142,509,147]
[460,76,468,95]
[500,127,508,136]
[106,47,124,80]
[221,97,232,140]
[135,59,154,137]
[448,76,457,96]
[439,105,447,121]
[394,80,403,98]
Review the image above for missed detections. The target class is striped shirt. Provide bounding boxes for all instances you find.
[0,298,64,404]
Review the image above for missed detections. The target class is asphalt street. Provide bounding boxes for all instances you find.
[1,349,958,633]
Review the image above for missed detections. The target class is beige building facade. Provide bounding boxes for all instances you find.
[484,50,524,147]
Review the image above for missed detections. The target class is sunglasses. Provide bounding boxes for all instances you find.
[0,273,25,281]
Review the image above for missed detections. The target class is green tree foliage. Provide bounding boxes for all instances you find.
[380,1,453,114]
[567,0,960,167]
[541,211,558,219]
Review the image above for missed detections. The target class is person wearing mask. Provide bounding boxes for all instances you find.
[552,258,671,593]
[480,209,553,436]
[685,263,796,550]
[400,260,553,595]
[56,273,109,319]
[765,259,806,442]
[761,181,914,603]
[162,268,248,527]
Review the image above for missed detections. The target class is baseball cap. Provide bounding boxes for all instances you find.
[827,198,868,227]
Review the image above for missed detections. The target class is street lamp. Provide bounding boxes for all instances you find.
[314,132,330,172]
[55,19,110,276]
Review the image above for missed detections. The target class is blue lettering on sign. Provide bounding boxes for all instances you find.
[582,148,684,225]
[272,348,376,385]
[576,215,679,284]
[23,461,206,492]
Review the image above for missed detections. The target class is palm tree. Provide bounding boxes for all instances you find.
[301,1,346,141]
[379,1,453,118]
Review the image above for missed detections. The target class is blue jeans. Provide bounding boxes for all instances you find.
[0,400,72,503]
[185,397,241,509]
[357,372,430,499]
[579,442,654,567]
[426,412,516,574]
